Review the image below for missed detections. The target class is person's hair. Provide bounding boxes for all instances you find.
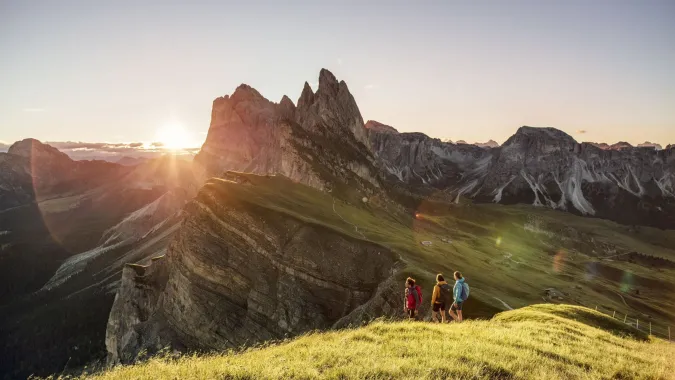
[406,277,415,286]
[436,273,445,282]
[454,271,463,280]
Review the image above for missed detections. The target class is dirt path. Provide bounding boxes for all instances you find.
[493,297,514,310]
[504,252,523,264]
[332,198,367,239]
[614,290,629,307]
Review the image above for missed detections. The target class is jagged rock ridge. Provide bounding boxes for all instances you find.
[194,69,379,198]
[369,125,675,228]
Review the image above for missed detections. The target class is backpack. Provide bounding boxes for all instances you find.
[438,283,453,305]
[461,282,470,302]
[414,285,423,306]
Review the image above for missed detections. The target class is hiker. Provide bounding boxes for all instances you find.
[431,274,453,323]
[403,277,422,320]
[448,271,469,322]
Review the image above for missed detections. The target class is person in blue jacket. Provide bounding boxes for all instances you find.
[448,271,468,322]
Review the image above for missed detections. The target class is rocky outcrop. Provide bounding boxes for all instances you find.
[365,120,398,134]
[0,139,129,210]
[193,69,379,197]
[371,125,675,228]
[473,127,675,227]
[106,175,398,364]
[368,129,492,190]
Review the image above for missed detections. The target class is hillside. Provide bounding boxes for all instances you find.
[106,172,675,364]
[81,305,675,379]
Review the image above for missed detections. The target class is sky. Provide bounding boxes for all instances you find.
[1,0,674,150]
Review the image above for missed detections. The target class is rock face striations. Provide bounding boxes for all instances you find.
[106,175,397,364]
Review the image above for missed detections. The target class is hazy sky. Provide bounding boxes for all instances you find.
[1,0,674,147]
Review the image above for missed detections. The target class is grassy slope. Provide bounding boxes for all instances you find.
[79,305,675,380]
[207,174,675,331]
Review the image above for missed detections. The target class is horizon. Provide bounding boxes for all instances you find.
[2,1,674,148]
[1,119,673,153]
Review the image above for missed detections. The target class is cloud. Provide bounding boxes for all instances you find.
[23,108,46,113]
[36,140,200,161]
[364,84,378,90]
[576,130,587,134]
[46,141,145,151]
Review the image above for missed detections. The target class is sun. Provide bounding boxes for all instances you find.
[156,122,191,150]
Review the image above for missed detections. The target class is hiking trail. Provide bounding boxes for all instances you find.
[493,297,514,310]
[332,197,366,239]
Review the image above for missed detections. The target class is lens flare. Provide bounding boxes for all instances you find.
[620,271,634,293]
[553,250,566,273]
[585,261,597,281]
[495,236,502,246]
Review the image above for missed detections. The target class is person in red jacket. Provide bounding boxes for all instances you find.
[404,277,422,320]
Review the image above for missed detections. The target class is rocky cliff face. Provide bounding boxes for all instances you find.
[367,124,492,191]
[194,69,379,197]
[106,175,398,364]
[477,127,674,227]
[370,125,675,228]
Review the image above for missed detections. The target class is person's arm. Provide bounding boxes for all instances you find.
[404,288,408,311]
[453,283,460,305]
[431,285,439,306]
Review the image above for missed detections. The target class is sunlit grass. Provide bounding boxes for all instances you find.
[66,305,674,379]
[205,173,675,325]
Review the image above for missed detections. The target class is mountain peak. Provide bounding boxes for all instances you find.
[475,139,500,148]
[280,94,295,106]
[364,120,398,134]
[610,141,633,150]
[297,81,315,110]
[318,68,338,90]
[279,95,296,119]
[637,141,663,150]
[231,84,265,103]
[8,138,71,162]
[510,126,577,144]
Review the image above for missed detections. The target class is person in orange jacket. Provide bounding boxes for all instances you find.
[430,273,453,323]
